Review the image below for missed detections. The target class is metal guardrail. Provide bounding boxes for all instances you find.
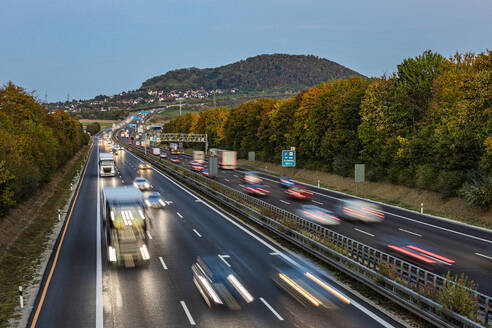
[119,138,491,328]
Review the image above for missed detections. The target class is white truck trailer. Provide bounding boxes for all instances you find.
[102,186,149,267]
[99,152,115,177]
[210,149,237,170]
[193,150,205,163]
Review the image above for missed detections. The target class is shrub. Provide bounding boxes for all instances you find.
[460,172,492,210]
[436,170,466,197]
[332,153,353,177]
[437,272,479,321]
[415,164,438,190]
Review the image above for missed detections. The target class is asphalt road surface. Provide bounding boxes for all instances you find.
[137,142,492,297]
[27,138,405,328]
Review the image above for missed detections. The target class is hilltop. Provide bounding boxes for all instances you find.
[141,54,364,92]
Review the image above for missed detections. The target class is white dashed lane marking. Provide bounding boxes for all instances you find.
[398,228,422,237]
[354,228,375,237]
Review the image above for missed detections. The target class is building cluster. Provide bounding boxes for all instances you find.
[52,88,239,112]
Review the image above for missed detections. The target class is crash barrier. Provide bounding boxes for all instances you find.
[117,138,490,328]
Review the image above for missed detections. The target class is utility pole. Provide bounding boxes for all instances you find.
[179,100,182,116]
[213,92,216,108]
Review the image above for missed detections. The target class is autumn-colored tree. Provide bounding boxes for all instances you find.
[0,82,88,216]
[224,98,276,156]
[162,50,491,208]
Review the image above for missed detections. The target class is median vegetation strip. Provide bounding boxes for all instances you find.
[0,144,90,328]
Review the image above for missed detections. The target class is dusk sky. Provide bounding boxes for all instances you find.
[2,0,491,101]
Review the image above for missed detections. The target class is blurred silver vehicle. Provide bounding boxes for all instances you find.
[335,199,384,223]
[296,205,340,226]
[133,177,150,190]
[145,192,165,208]
[243,171,262,184]
[272,260,349,310]
[192,256,254,309]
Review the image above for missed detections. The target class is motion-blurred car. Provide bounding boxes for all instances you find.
[285,186,313,200]
[335,199,384,223]
[296,205,340,226]
[133,177,150,191]
[160,152,167,159]
[192,256,254,309]
[280,177,297,188]
[145,192,165,208]
[190,161,204,172]
[138,163,151,170]
[243,171,263,184]
[170,157,181,164]
[272,261,348,309]
[242,184,269,196]
[202,169,210,177]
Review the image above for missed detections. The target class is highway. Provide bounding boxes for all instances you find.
[27,137,405,327]
[135,142,492,297]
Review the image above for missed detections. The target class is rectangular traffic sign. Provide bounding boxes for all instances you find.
[282,150,296,167]
[355,164,365,182]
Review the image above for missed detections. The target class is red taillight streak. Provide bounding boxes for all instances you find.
[304,211,327,221]
[316,211,340,221]
[361,207,385,218]
[257,188,269,193]
[344,207,366,218]
[304,211,340,222]
[406,245,455,263]
[388,245,436,263]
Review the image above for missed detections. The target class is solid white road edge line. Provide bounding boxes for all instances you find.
[147,231,153,239]
[180,301,196,325]
[259,297,284,321]
[193,229,202,237]
[126,149,396,328]
[159,256,168,270]
[475,253,492,260]
[218,254,231,267]
[96,146,103,328]
[398,228,422,237]
[279,200,290,205]
[354,228,375,237]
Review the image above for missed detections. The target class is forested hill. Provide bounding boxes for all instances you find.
[141,54,364,92]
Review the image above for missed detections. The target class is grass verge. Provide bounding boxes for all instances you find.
[79,119,118,130]
[0,144,90,328]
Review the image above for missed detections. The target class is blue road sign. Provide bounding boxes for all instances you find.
[128,124,134,128]
[282,150,296,167]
